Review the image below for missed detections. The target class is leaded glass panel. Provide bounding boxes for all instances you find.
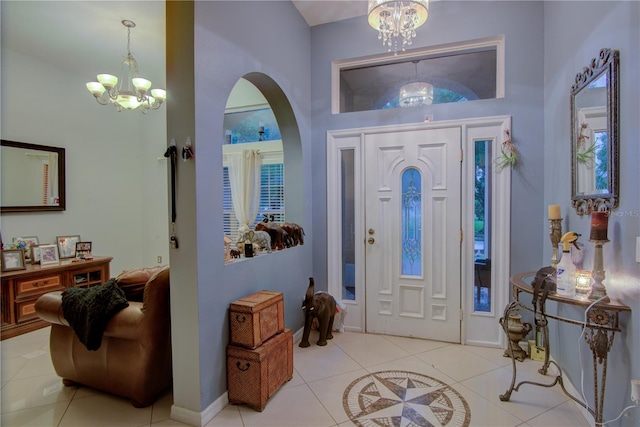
[401,168,422,276]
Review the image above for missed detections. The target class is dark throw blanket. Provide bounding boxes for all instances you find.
[61,279,129,351]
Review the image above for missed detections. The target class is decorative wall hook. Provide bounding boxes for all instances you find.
[182,136,194,161]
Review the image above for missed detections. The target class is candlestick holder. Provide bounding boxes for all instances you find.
[589,239,609,300]
[549,219,562,268]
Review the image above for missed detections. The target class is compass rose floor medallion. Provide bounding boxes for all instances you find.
[343,370,471,427]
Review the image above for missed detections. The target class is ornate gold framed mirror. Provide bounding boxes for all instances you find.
[570,48,619,215]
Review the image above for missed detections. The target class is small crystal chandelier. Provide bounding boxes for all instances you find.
[368,0,429,54]
[399,60,433,107]
[86,20,166,113]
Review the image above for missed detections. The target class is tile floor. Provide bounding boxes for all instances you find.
[1,327,591,427]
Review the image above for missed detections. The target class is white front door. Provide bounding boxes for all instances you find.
[364,127,461,342]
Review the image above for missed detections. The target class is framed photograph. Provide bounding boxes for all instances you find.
[30,245,43,264]
[14,236,39,247]
[13,236,39,262]
[56,235,81,259]
[75,241,92,259]
[1,249,26,272]
[39,244,59,265]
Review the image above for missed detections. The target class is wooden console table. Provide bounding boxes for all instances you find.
[499,271,631,424]
[1,256,112,340]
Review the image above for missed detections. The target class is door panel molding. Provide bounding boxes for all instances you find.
[327,116,511,346]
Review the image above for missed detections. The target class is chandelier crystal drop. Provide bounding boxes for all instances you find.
[368,0,429,54]
[86,20,166,113]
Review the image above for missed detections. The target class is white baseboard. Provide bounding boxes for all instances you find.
[169,328,306,427]
[170,391,229,427]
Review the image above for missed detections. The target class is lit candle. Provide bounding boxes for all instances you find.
[548,205,561,220]
[590,211,609,241]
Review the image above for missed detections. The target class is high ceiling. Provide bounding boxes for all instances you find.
[292,1,367,27]
[1,1,368,85]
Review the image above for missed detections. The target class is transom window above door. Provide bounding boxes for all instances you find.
[332,35,504,114]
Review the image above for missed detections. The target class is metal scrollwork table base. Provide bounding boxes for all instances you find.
[499,272,631,425]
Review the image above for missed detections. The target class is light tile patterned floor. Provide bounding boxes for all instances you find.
[0,327,591,426]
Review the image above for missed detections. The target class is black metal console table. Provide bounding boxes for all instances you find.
[499,271,631,424]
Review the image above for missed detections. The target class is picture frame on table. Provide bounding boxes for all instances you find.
[13,236,39,262]
[1,249,26,272]
[75,241,92,259]
[39,244,59,265]
[56,235,81,259]
[30,245,43,264]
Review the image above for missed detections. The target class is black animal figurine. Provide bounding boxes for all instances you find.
[300,277,336,347]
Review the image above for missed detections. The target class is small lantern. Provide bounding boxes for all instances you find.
[575,270,592,299]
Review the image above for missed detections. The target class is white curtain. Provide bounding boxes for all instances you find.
[228,149,261,232]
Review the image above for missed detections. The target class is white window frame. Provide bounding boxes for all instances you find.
[331,35,505,115]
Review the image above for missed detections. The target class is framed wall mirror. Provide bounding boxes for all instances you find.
[1,140,66,213]
[570,48,619,215]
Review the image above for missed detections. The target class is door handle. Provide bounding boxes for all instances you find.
[368,237,375,244]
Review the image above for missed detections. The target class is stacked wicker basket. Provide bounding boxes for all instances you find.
[226,290,293,411]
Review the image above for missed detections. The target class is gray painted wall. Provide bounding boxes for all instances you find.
[310,0,546,291]
[543,2,640,425]
[167,0,314,412]
[0,18,169,277]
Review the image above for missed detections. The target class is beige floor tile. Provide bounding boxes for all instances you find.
[464,343,513,367]
[150,419,195,427]
[453,382,525,427]
[415,344,501,381]
[365,354,457,385]
[58,393,152,427]
[0,327,50,360]
[381,334,451,355]
[335,334,410,368]
[294,342,361,383]
[306,368,368,425]
[238,383,335,426]
[0,400,70,427]
[280,367,305,390]
[327,330,369,346]
[527,400,592,426]
[205,404,244,427]
[0,374,76,414]
[151,389,175,424]
[462,365,569,422]
[0,356,29,384]
[12,352,57,380]
[0,328,592,427]
[71,385,103,399]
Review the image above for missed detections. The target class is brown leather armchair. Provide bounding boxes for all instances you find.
[35,266,172,407]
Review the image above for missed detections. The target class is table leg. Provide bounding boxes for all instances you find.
[499,301,519,402]
[584,327,615,425]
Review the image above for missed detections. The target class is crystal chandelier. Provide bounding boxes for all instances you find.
[399,60,433,107]
[368,0,429,54]
[86,20,166,113]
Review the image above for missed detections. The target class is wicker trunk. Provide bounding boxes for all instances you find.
[227,328,293,411]
[229,290,284,349]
